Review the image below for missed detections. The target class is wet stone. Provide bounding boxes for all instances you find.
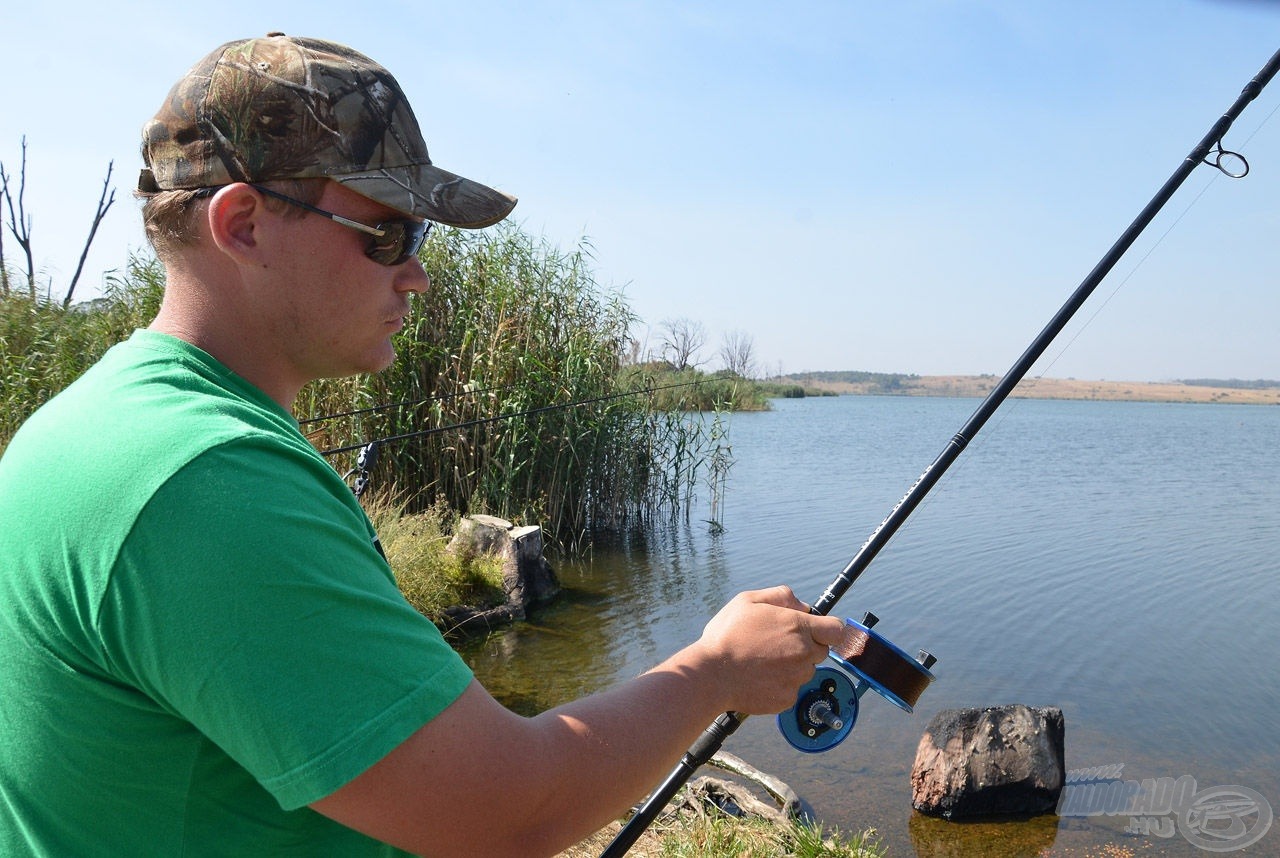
[910,704,1066,819]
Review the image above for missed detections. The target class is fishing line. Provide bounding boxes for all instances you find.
[320,378,707,458]
[600,45,1280,858]
[898,89,1280,525]
[931,163,1228,500]
[319,377,716,495]
[1034,171,1221,381]
[298,382,520,428]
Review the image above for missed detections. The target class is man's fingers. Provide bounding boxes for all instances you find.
[808,615,850,650]
[736,586,848,654]
[742,584,807,612]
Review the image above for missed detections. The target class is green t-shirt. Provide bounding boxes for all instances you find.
[0,330,474,856]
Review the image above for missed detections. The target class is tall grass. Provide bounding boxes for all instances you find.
[361,492,506,620]
[0,254,164,446]
[1,224,729,546]
[301,223,732,546]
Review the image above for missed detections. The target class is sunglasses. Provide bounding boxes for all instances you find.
[194,184,432,266]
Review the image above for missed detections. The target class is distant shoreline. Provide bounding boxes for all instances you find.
[787,375,1280,405]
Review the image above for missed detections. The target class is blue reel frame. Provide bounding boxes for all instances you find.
[778,663,863,753]
[778,615,935,753]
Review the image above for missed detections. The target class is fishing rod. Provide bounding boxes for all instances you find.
[600,46,1280,858]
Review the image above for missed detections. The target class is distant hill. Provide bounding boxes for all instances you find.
[779,373,1280,405]
[781,370,920,393]
[1177,378,1280,390]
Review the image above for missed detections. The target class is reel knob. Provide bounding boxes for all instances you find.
[778,615,936,753]
[777,665,859,753]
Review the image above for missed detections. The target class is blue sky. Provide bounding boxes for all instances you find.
[4,1,1279,380]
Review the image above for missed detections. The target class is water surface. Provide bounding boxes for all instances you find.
[459,395,1280,855]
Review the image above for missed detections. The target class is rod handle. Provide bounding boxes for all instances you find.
[598,712,744,858]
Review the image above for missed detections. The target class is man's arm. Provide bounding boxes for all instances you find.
[311,585,848,857]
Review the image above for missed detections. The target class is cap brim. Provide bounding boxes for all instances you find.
[336,164,516,228]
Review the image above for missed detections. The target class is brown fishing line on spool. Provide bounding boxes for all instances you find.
[832,620,932,710]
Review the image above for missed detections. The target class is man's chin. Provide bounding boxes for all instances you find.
[368,345,399,374]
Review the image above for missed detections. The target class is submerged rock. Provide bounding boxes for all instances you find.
[911,704,1065,818]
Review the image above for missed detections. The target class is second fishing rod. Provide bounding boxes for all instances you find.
[600,45,1280,858]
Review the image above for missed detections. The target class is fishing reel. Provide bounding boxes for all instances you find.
[779,612,936,753]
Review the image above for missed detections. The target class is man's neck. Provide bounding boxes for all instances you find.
[149,295,303,412]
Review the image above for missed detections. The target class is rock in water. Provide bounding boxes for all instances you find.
[910,705,1065,818]
[445,514,559,626]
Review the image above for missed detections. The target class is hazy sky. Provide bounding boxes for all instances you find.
[5,1,1279,381]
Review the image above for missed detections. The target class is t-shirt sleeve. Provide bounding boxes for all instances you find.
[96,435,474,811]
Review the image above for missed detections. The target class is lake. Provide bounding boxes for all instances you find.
[458,394,1280,856]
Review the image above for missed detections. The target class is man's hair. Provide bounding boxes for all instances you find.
[138,179,327,261]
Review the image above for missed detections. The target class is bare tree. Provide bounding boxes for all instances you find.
[659,317,707,371]
[0,166,8,297]
[1,136,116,306]
[1,139,36,298]
[718,329,757,379]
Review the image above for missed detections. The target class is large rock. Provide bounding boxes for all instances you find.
[911,705,1065,818]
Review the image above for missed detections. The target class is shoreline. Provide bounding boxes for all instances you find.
[789,375,1280,405]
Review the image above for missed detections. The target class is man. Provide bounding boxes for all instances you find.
[0,34,846,856]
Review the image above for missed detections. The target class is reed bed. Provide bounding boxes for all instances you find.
[622,365,771,413]
[0,222,735,546]
[299,224,739,545]
[0,255,164,447]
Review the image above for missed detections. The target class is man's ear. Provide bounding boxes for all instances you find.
[205,184,268,264]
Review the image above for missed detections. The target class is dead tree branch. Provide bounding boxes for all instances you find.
[0,165,8,297]
[64,161,116,308]
[718,329,757,379]
[1,138,36,297]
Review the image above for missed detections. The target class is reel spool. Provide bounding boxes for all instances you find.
[779,612,936,753]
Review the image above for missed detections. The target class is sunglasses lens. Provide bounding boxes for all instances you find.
[366,220,431,266]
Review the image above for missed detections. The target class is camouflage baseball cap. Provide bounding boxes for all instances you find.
[138,33,516,228]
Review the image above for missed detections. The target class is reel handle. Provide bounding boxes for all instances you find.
[778,614,935,753]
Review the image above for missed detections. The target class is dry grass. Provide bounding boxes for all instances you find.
[361,493,506,620]
[558,815,883,858]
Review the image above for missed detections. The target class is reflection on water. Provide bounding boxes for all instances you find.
[908,813,1059,857]
[460,588,621,717]
[457,526,732,714]
[457,396,1280,856]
